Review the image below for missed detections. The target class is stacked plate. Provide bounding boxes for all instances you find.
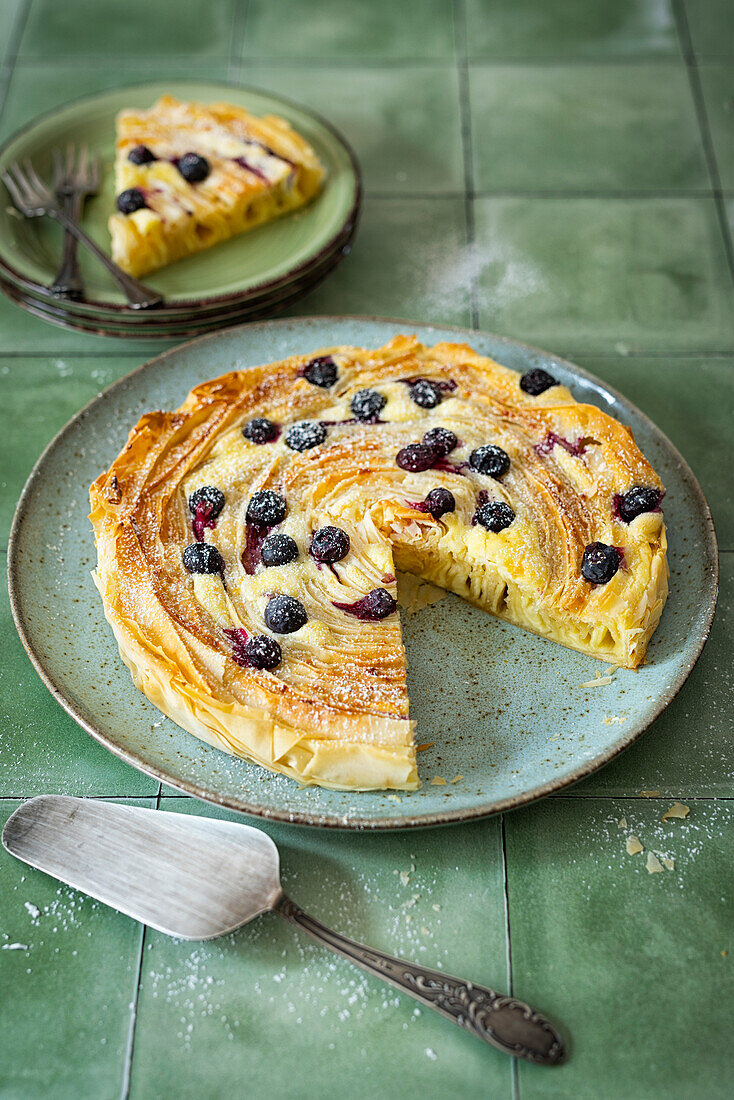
[0,82,361,338]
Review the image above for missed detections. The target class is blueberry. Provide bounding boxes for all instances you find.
[310,525,350,563]
[243,417,279,444]
[177,152,210,183]
[469,444,511,479]
[182,542,223,574]
[264,595,308,634]
[188,485,225,520]
[422,426,457,456]
[335,588,397,621]
[244,635,282,670]
[303,356,338,388]
[285,420,327,452]
[127,144,156,165]
[116,188,146,215]
[246,490,287,527]
[396,443,436,472]
[261,533,299,567]
[476,500,515,533]
[424,488,455,519]
[520,368,558,396]
[581,542,620,585]
[409,379,443,409]
[617,486,663,523]
[350,389,386,423]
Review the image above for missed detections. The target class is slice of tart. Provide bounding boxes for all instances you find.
[89,337,668,792]
[108,95,325,278]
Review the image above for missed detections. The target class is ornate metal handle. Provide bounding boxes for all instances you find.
[49,207,163,309]
[50,190,85,298]
[275,894,565,1065]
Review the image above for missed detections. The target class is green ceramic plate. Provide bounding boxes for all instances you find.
[7,318,718,830]
[0,81,360,312]
[0,237,349,338]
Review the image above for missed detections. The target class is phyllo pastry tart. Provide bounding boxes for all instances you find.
[89,336,668,791]
[109,95,325,277]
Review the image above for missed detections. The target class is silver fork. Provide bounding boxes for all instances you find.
[3,158,163,309]
[50,144,99,300]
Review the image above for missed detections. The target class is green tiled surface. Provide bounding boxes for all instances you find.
[240,0,457,60]
[507,798,734,1098]
[285,197,472,324]
[470,64,708,192]
[239,64,464,194]
[0,61,231,142]
[17,0,237,58]
[684,0,734,59]
[698,64,734,191]
[1,0,733,1097]
[465,0,680,59]
[474,196,734,352]
[129,800,510,1100]
[0,799,154,1099]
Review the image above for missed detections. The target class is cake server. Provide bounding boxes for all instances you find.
[2,796,565,1065]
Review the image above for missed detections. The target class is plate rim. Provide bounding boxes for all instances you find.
[0,234,352,338]
[0,79,362,313]
[7,316,720,830]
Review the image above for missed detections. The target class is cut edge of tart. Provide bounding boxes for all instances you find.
[89,336,668,792]
[108,95,326,278]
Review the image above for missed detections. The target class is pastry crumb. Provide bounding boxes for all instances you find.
[721,950,728,957]
[450,774,463,784]
[646,852,664,874]
[661,856,675,871]
[626,836,644,855]
[639,790,661,797]
[416,743,434,753]
[432,904,441,912]
[662,802,690,821]
[387,794,402,803]
[399,871,410,887]
[430,776,447,786]
[618,817,627,829]
[580,667,615,687]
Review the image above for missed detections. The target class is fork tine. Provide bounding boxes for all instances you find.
[10,163,34,204]
[2,171,26,210]
[23,157,46,195]
[66,142,74,178]
[78,143,88,179]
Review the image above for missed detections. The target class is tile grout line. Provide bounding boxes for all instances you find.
[3,346,734,360]
[454,0,479,330]
[228,0,250,81]
[119,781,162,1100]
[7,55,712,69]
[367,189,719,199]
[500,813,520,1100]
[673,0,734,294]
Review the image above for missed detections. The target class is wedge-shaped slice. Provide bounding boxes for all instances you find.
[89,337,668,792]
[109,95,325,277]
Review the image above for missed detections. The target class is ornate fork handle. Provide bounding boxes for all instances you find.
[275,894,565,1065]
[50,190,85,299]
[48,206,163,309]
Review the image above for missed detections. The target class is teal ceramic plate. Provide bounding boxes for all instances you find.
[0,81,360,313]
[7,318,718,829]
